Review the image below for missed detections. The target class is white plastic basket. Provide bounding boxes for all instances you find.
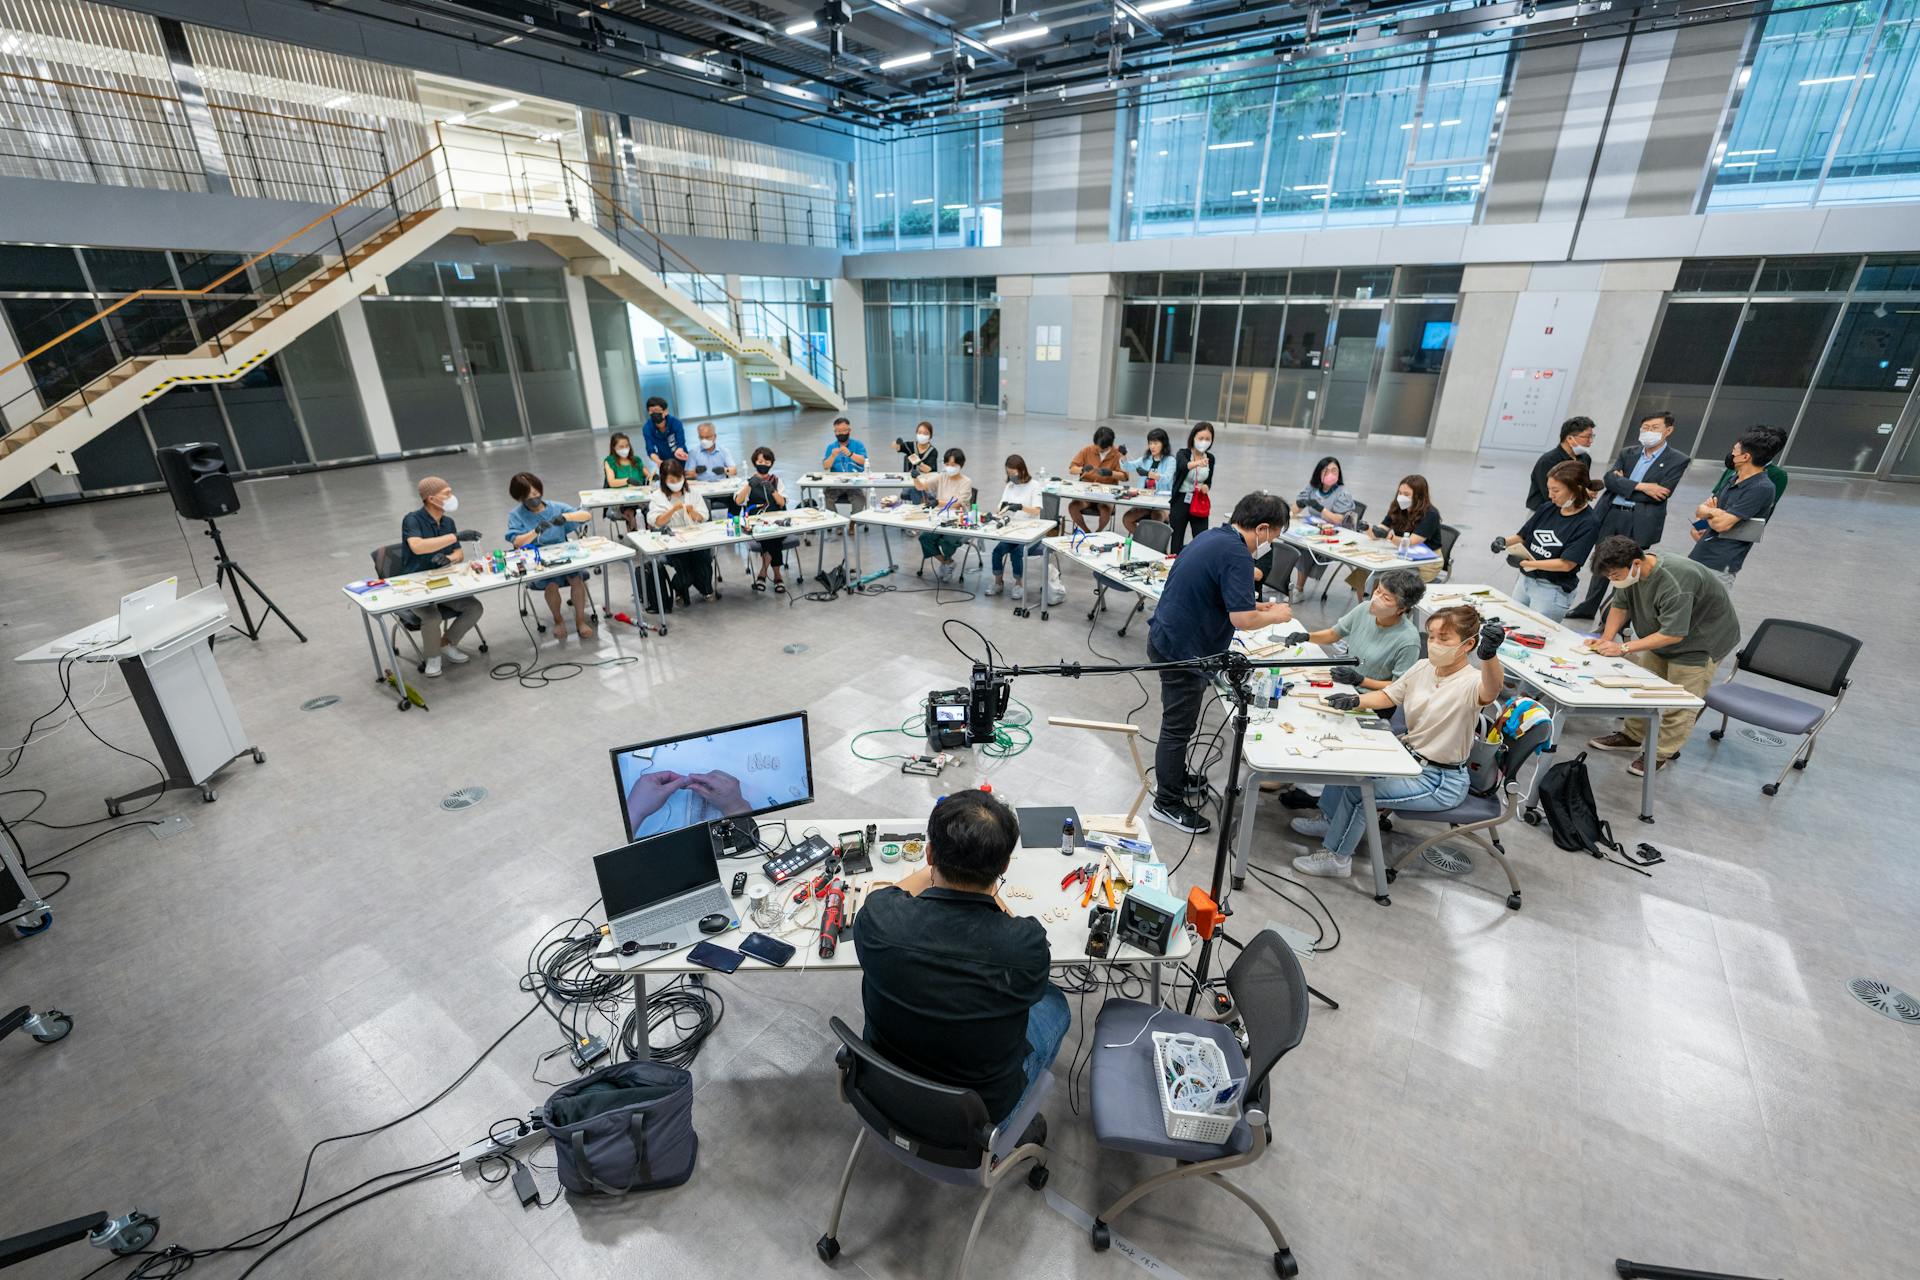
[1151,1031,1242,1144]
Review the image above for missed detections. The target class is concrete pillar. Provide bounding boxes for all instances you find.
[563,271,610,433]
[830,277,868,401]
[336,299,402,455]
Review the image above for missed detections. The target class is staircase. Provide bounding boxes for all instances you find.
[0,200,844,495]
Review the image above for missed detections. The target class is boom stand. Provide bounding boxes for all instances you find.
[205,519,306,643]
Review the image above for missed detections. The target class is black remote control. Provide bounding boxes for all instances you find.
[731,871,748,897]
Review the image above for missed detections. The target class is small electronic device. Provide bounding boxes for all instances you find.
[1114,884,1181,957]
[1185,887,1223,940]
[838,829,873,876]
[1692,517,1712,531]
[1086,905,1117,959]
[737,931,796,967]
[763,833,834,884]
[511,1161,539,1206]
[927,689,971,750]
[730,871,749,897]
[687,941,745,973]
[697,912,730,934]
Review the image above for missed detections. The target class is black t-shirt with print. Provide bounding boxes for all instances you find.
[1516,501,1601,592]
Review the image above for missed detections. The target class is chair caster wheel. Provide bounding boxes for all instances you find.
[815,1234,839,1264]
[201,786,217,803]
[1506,893,1522,911]
[1275,1247,1299,1278]
[1761,783,1778,796]
[106,801,121,818]
[93,1212,158,1256]
[252,748,266,764]
[1232,876,1245,891]
[31,1009,73,1042]
[14,910,52,938]
[1792,758,1808,771]
[1709,729,1725,741]
[1377,814,1394,833]
[1384,868,1398,884]
[1522,808,1542,826]
[1026,1163,1050,1190]
[397,699,411,711]
[1091,1221,1112,1252]
[1040,610,1050,621]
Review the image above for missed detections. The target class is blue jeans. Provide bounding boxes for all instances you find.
[1318,764,1469,857]
[1511,573,1574,622]
[1002,984,1071,1124]
[991,543,1025,577]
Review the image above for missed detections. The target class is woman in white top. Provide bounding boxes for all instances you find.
[647,459,716,607]
[1288,604,1506,879]
[986,453,1043,600]
[912,447,974,583]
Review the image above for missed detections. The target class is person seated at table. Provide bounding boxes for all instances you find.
[986,453,1043,600]
[1123,428,1176,534]
[1289,454,1358,597]
[647,460,716,608]
[642,396,689,471]
[821,416,870,514]
[1261,570,1427,807]
[853,789,1065,1131]
[1288,605,1506,879]
[913,447,973,582]
[506,471,597,640]
[1345,474,1444,600]
[1167,422,1215,552]
[688,422,735,487]
[1495,460,1600,622]
[1067,425,1126,533]
[735,445,792,595]
[400,475,483,678]
[601,431,648,533]
[899,420,938,503]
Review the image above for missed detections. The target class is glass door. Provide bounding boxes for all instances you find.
[974,307,1000,407]
[1372,301,1455,438]
[450,302,525,444]
[1318,305,1384,435]
[1269,303,1328,432]
[362,299,479,451]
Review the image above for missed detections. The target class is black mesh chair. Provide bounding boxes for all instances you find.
[1435,522,1462,581]
[1704,618,1861,796]
[1089,518,1172,636]
[1086,930,1309,1278]
[370,544,489,669]
[816,1017,1051,1279]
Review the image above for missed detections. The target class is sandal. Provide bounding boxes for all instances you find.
[774,582,786,594]
[753,580,767,593]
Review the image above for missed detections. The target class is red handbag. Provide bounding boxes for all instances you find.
[1188,489,1211,518]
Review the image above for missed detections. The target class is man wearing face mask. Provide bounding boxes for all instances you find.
[505,471,596,640]
[821,415,869,515]
[400,476,484,677]
[642,397,689,470]
[687,423,735,488]
[1146,492,1296,834]
[1688,427,1780,588]
[1526,417,1596,513]
[1565,411,1691,620]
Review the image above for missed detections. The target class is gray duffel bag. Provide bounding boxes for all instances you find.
[543,1059,697,1196]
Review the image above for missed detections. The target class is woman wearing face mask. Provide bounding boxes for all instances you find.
[647,459,716,608]
[1347,474,1444,599]
[506,471,597,639]
[601,432,648,533]
[1494,459,1600,622]
[1289,605,1506,879]
[735,446,792,594]
[900,422,938,504]
[1167,422,1216,552]
[1124,428,1177,535]
[986,454,1043,600]
[912,447,974,582]
[1290,455,1357,598]
[1067,426,1125,533]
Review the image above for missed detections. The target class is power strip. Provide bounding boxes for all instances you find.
[458,1118,548,1171]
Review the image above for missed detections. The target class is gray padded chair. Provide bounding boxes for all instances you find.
[1703,618,1861,796]
[370,544,489,669]
[1089,518,1173,636]
[1087,929,1308,1278]
[817,1016,1051,1280]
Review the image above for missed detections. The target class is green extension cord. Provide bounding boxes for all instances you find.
[848,698,1035,763]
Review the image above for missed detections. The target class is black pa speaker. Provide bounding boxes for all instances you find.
[155,442,239,521]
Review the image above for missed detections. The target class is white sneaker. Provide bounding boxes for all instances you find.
[1010,583,1025,602]
[423,656,444,678]
[937,561,956,583]
[1289,816,1329,839]
[441,643,470,665]
[1292,849,1352,878]
[985,580,1004,597]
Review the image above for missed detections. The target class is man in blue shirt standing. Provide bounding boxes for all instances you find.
[821,415,870,514]
[642,397,689,471]
[1146,492,1295,834]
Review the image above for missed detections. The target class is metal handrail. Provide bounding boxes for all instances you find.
[0,69,389,135]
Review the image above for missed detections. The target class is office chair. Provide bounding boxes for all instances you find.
[1703,618,1861,796]
[1435,522,1461,582]
[370,545,490,668]
[1086,929,1308,1278]
[1086,518,1172,637]
[1380,705,1554,910]
[915,488,981,585]
[816,1017,1051,1280]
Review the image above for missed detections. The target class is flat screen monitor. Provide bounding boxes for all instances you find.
[1420,320,1454,351]
[610,711,813,843]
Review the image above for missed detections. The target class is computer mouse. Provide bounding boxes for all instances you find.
[698,913,730,935]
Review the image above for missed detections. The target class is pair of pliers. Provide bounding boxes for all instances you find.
[1507,631,1547,649]
[1061,863,1095,893]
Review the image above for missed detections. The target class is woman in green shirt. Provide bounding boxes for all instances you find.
[602,431,649,533]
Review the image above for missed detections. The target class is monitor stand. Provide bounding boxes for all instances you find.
[713,816,761,858]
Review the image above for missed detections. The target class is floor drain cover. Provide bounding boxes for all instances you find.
[148,815,192,841]
[440,786,489,812]
[783,643,808,654]
[1738,727,1786,747]
[1848,979,1920,1025]
[301,695,341,711]
[1423,846,1474,875]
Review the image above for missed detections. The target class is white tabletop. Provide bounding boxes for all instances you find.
[590,813,1191,977]
[1419,584,1704,712]
[626,507,850,557]
[578,480,734,510]
[796,471,917,490]
[340,537,634,617]
[1226,624,1424,778]
[1282,519,1434,575]
[1042,532,1171,601]
[855,501,1056,545]
[1041,479,1172,512]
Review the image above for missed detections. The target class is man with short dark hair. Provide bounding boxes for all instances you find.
[1709,424,1788,514]
[1146,492,1295,834]
[821,415,870,514]
[1566,411,1693,620]
[1689,426,1780,587]
[854,791,1064,1127]
[1584,535,1740,775]
[642,397,689,470]
[1526,416,1596,511]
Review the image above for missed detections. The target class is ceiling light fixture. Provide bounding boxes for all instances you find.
[878,50,934,69]
[495,34,523,45]
[786,18,818,33]
[1207,139,1254,150]
[985,25,1049,46]
[1134,0,1190,13]
[485,99,521,113]
[446,113,468,125]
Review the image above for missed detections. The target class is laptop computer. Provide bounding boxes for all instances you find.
[56,578,179,651]
[594,822,736,953]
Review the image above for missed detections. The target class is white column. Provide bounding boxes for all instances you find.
[830,277,868,401]
[563,272,610,433]
[336,300,402,455]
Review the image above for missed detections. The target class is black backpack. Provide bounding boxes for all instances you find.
[1536,752,1623,860]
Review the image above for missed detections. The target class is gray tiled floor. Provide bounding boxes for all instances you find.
[3,403,1917,1279]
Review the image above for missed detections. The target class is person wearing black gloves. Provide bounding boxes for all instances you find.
[1565,411,1691,620]
[1526,416,1595,512]
[1494,459,1600,622]
[400,474,484,677]
[734,446,793,593]
[898,421,938,504]
[1288,606,1505,879]
[505,471,596,640]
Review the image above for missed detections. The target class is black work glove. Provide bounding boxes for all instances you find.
[1505,552,1525,569]
[1276,628,1310,646]
[1477,621,1507,661]
[1371,524,1390,538]
[1326,692,1362,711]
[1489,537,1507,555]
[457,529,480,542]
[1329,665,1365,687]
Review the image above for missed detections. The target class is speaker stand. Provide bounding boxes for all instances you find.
[205,520,307,644]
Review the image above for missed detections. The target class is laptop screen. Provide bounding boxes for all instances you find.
[594,824,721,921]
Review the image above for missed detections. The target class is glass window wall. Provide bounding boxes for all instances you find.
[861,278,999,407]
[854,123,1003,250]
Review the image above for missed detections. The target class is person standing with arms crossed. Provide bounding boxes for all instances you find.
[1565,412,1691,620]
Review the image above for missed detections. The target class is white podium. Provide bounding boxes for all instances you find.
[15,585,263,815]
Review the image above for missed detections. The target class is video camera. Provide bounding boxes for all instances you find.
[925,662,1013,750]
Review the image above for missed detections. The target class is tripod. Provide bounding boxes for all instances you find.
[205,519,306,643]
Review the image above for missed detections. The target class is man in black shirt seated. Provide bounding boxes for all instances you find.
[399,475,484,678]
[853,791,1068,1127]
